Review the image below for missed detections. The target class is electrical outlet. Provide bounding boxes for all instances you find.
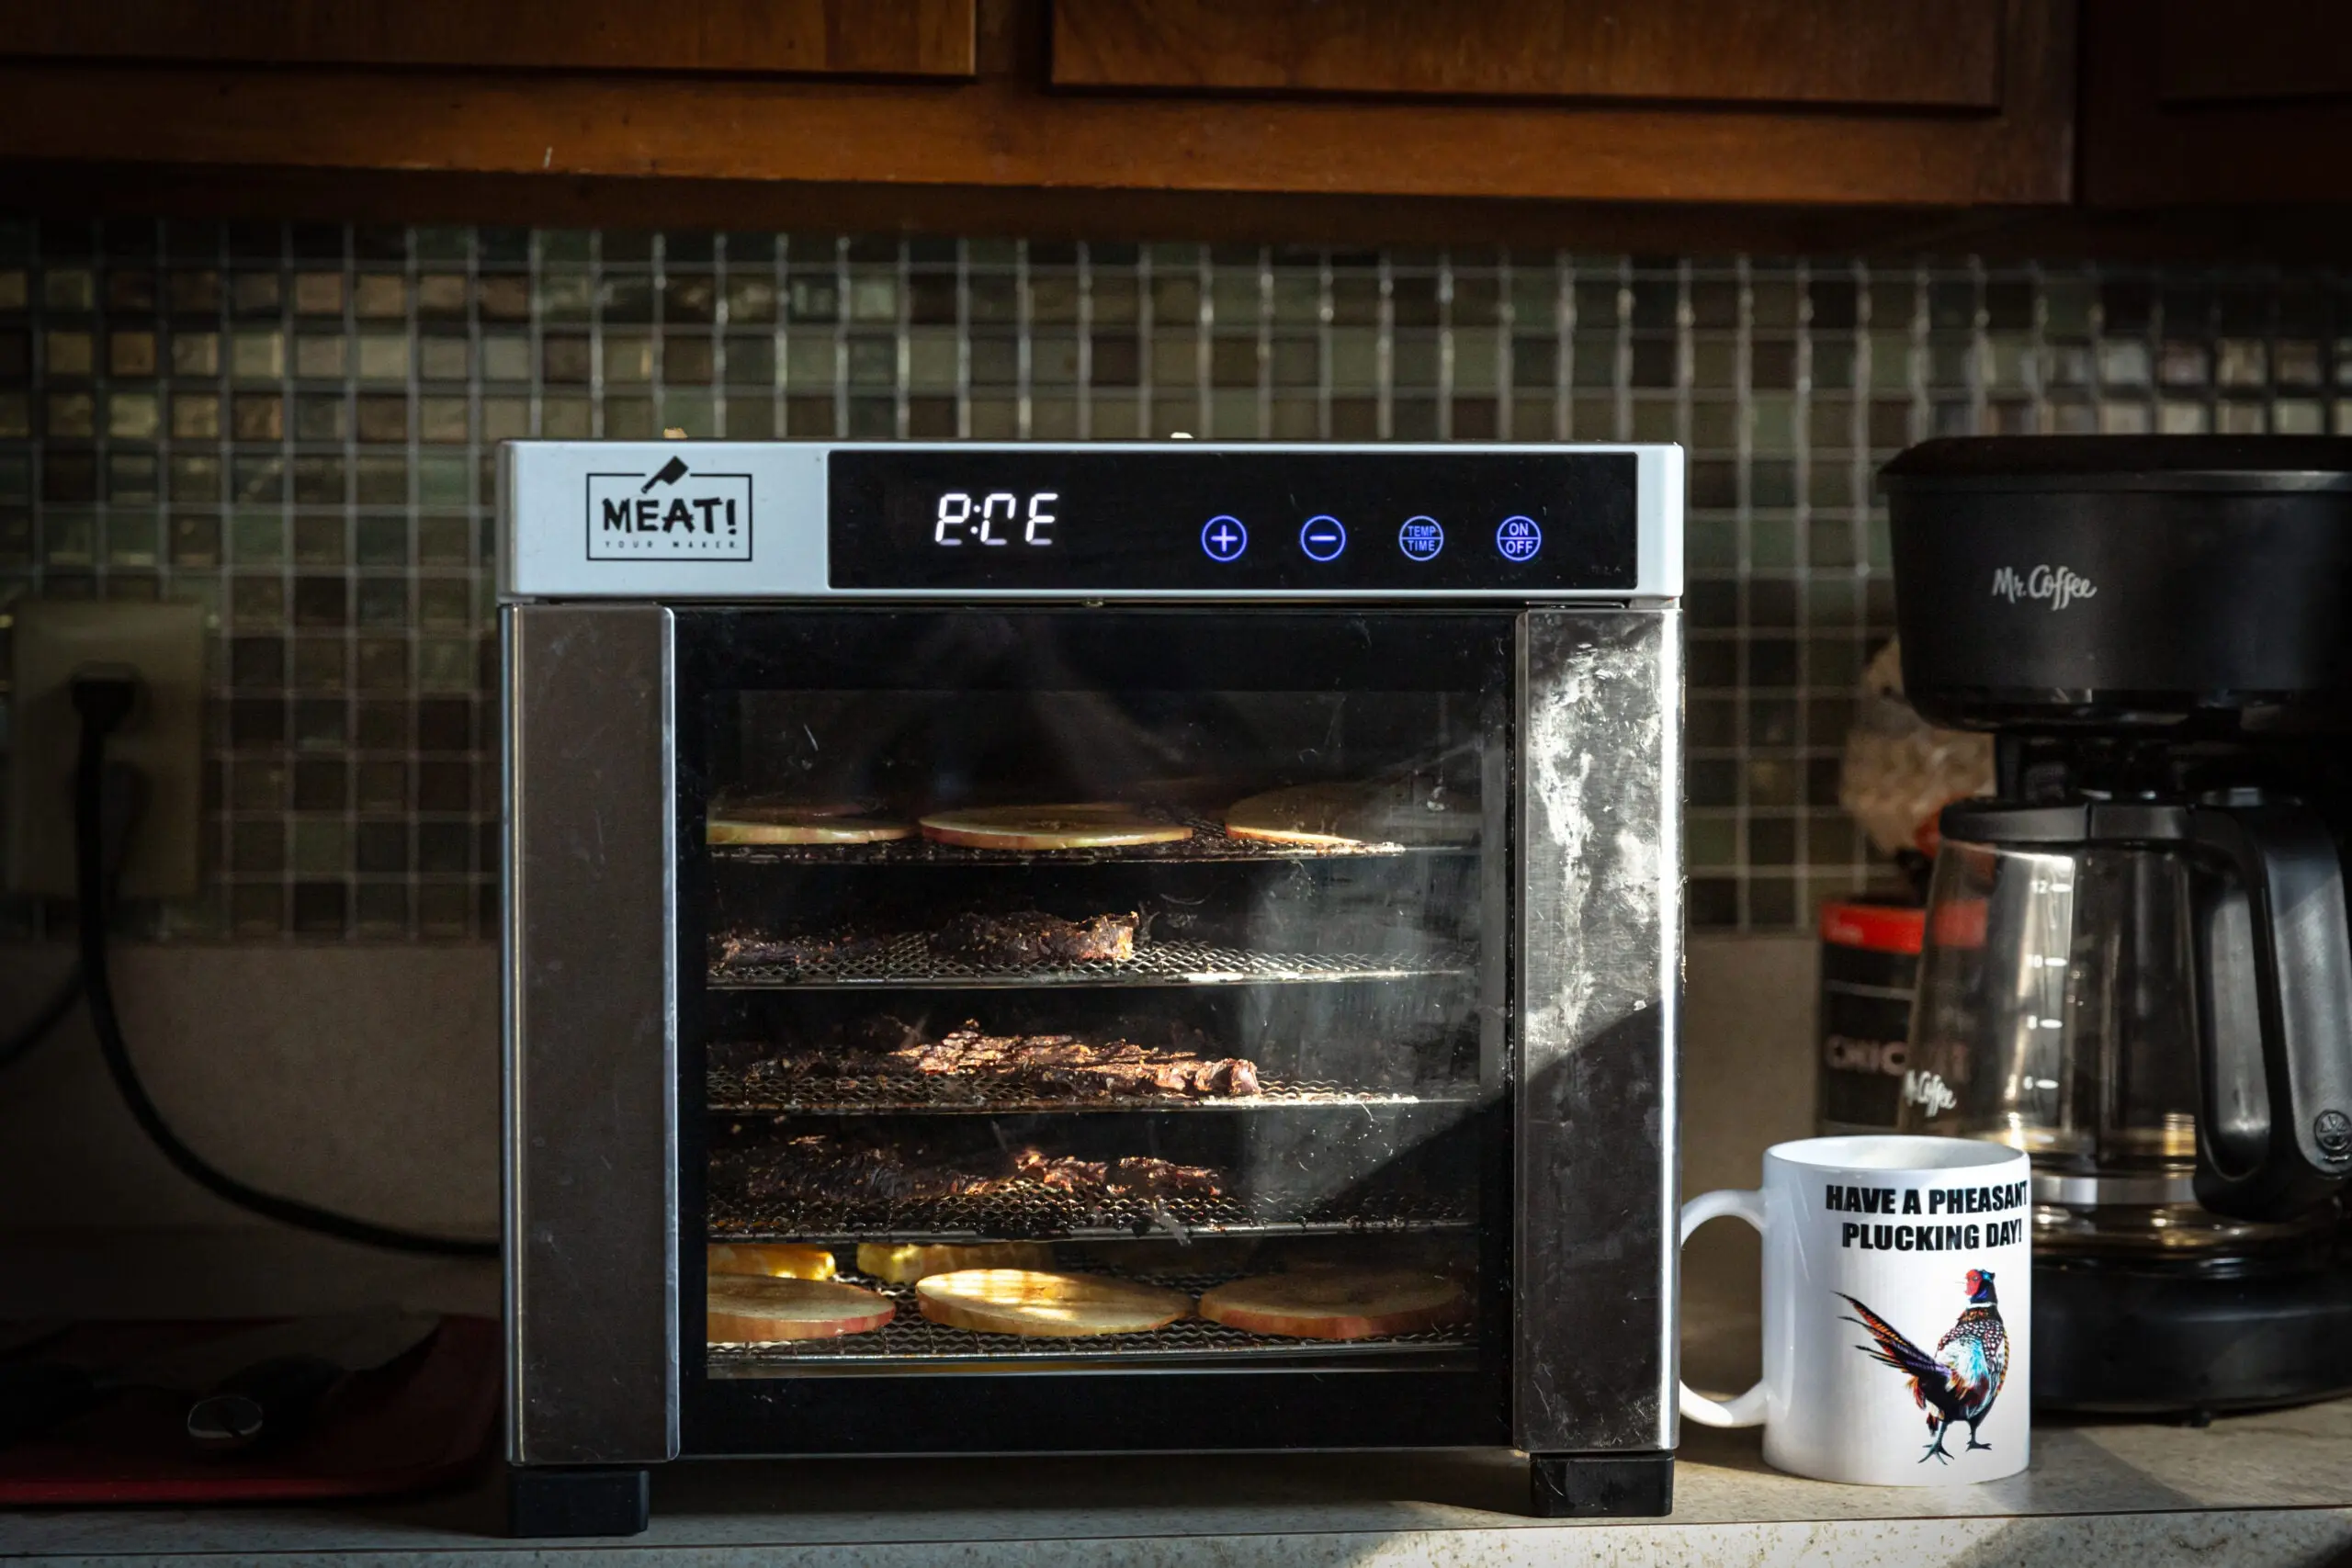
[7,599,207,899]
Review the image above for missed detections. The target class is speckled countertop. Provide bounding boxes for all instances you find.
[6,1234,2352,1566]
[7,1408,2352,1565]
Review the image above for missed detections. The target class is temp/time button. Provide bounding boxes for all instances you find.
[1398,516,1444,561]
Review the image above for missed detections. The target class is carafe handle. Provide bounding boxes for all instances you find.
[2188,798,2352,1220]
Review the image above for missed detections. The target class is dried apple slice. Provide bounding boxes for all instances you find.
[1197,1269,1469,1340]
[707,1243,837,1280]
[918,804,1191,852]
[707,1275,893,1342]
[854,1241,1054,1284]
[914,1269,1190,1337]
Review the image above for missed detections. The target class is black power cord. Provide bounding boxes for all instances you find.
[0,753,141,1074]
[73,670,498,1259]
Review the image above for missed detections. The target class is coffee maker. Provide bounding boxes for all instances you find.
[1883,436,2352,1415]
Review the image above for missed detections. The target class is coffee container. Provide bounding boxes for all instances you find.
[1815,900,1924,1136]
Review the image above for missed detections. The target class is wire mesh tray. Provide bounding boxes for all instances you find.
[707,934,1472,990]
[705,1066,1477,1114]
[707,812,1476,868]
[705,1269,1476,1371]
[705,1181,1475,1244]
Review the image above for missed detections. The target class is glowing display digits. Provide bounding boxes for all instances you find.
[933,491,1058,547]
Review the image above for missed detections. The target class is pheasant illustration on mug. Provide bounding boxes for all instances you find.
[1838,1268,2010,1463]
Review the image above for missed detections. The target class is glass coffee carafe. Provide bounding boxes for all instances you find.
[1899,795,2352,1258]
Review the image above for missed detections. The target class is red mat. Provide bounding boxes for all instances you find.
[0,1314,499,1505]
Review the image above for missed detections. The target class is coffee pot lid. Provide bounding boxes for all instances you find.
[1881,435,2352,494]
[1939,796,2194,845]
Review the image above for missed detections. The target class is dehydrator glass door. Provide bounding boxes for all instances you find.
[675,610,1512,1411]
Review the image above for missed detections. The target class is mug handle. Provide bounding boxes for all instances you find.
[1678,1188,1770,1428]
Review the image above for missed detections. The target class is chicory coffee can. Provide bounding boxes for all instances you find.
[1817,900,1925,1136]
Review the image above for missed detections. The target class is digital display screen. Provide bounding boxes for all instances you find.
[828,450,1638,592]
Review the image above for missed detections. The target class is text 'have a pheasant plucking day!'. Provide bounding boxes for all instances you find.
[1826,1179,2030,1251]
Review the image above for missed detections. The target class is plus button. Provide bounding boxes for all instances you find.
[1201,515,1250,562]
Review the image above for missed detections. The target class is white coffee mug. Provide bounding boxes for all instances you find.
[1680,1134,2032,1485]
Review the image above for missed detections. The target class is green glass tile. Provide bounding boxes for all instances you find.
[1391,334,1438,389]
[293,636,347,691]
[2044,277,2094,338]
[416,637,472,692]
[1687,515,1737,570]
[291,818,348,875]
[1689,400,1737,452]
[1452,332,1498,389]
[292,514,345,566]
[232,512,287,565]
[1629,400,1677,443]
[104,513,160,567]
[1689,338,1736,389]
[416,453,469,507]
[1688,815,1737,868]
[419,335,469,381]
[167,454,221,502]
[42,510,95,565]
[537,270,591,322]
[540,397,591,438]
[846,275,898,323]
[1866,333,1911,392]
[1864,515,1894,569]
[1748,513,1797,570]
[1091,276,1140,327]
[1144,277,1200,332]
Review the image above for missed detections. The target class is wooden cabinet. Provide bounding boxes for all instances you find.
[2082,0,2352,205]
[0,0,2076,222]
[1051,0,2007,112]
[0,0,978,78]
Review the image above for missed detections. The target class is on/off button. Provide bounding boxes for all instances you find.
[1497,515,1544,562]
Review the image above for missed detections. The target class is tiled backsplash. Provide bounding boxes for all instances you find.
[1,219,2346,938]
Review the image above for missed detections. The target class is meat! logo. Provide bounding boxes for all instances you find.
[585,455,752,560]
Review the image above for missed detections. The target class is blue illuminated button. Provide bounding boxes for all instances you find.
[1397,515,1445,561]
[1299,515,1348,562]
[1497,514,1544,562]
[1201,515,1249,562]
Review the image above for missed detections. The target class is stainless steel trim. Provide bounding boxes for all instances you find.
[2034,1170,2199,1207]
[504,604,680,1466]
[1513,607,1682,1455]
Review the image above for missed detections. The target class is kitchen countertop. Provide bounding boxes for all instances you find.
[6,1232,2352,1565]
[6,1404,2352,1564]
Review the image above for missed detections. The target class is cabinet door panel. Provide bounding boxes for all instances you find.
[0,0,978,78]
[1051,0,2003,111]
[2154,0,2352,106]
[2084,0,2352,204]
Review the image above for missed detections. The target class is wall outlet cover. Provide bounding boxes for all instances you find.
[8,599,207,899]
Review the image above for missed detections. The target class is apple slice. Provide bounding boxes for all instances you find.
[854,1241,1053,1284]
[1197,1269,1469,1340]
[707,1242,837,1281]
[1224,783,1476,849]
[707,803,912,845]
[707,1275,894,1342]
[918,805,1192,852]
[914,1269,1191,1337]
